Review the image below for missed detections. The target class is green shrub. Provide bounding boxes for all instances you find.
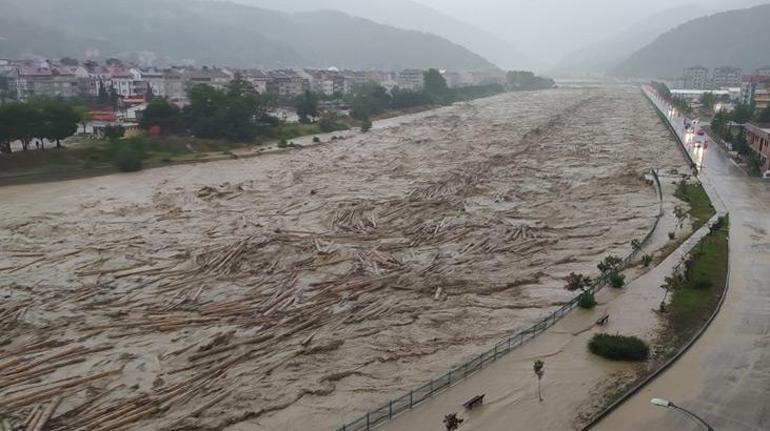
[578,291,597,309]
[609,273,626,288]
[312,136,321,143]
[642,254,653,267]
[589,334,649,361]
[114,145,143,172]
[361,119,372,133]
[277,139,288,149]
[319,114,349,133]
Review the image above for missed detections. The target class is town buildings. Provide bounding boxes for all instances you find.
[0,58,499,109]
[398,69,425,91]
[712,66,743,88]
[745,123,770,174]
[683,66,709,90]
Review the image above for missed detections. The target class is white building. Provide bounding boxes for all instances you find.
[398,69,424,91]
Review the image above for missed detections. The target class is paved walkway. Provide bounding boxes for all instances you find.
[594,102,770,431]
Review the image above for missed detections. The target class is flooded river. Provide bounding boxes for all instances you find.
[0,85,686,430]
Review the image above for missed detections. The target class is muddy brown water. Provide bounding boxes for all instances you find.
[0,85,685,430]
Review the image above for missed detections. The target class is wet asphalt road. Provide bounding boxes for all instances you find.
[595,107,770,431]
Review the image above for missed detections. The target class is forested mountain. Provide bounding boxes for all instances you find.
[0,0,496,71]
[611,5,770,78]
[226,0,528,70]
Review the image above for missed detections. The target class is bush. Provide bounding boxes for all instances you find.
[589,334,649,361]
[277,139,288,149]
[114,145,143,172]
[565,273,592,291]
[642,254,653,267]
[609,273,626,288]
[668,232,676,240]
[598,255,623,274]
[312,136,321,143]
[319,114,349,133]
[361,119,372,133]
[578,291,597,309]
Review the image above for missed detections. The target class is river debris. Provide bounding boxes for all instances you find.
[0,86,686,430]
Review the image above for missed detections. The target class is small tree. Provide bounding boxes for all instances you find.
[533,360,545,402]
[74,105,91,135]
[578,291,597,309]
[565,273,592,291]
[361,119,372,133]
[609,273,626,288]
[443,413,464,431]
[296,91,319,124]
[598,255,623,274]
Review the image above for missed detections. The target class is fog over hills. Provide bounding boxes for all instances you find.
[612,4,770,78]
[225,0,529,70]
[550,4,707,77]
[0,0,496,71]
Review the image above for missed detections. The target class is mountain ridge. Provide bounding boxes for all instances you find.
[612,4,770,78]
[0,0,497,71]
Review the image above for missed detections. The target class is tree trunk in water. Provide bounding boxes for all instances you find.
[56,139,62,148]
[538,378,543,402]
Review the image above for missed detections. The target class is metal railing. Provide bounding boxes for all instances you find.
[336,169,664,431]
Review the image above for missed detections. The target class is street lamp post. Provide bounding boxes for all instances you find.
[650,398,714,431]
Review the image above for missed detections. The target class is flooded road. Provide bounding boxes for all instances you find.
[595,107,770,431]
[0,86,685,430]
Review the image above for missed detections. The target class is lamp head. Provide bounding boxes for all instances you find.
[651,398,671,408]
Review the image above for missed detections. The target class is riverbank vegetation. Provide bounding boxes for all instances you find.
[661,216,729,345]
[674,179,715,232]
[1,69,554,179]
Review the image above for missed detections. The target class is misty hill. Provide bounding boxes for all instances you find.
[224,0,528,70]
[551,4,706,77]
[612,4,770,78]
[0,0,496,71]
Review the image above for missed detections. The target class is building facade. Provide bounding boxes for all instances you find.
[712,66,742,89]
[683,66,709,90]
[746,123,770,173]
[398,69,425,91]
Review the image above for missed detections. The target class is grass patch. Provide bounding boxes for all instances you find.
[589,334,650,361]
[674,180,715,232]
[667,216,729,335]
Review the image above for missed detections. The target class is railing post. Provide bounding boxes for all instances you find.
[430,380,434,396]
[366,413,370,430]
[389,400,393,419]
[409,391,413,408]
[494,344,498,358]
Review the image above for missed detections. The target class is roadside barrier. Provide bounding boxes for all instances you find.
[336,169,665,431]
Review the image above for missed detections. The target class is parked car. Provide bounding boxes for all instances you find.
[697,129,705,136]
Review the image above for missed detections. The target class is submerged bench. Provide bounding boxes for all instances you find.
[596,314,609,326]
[463,394,485,410]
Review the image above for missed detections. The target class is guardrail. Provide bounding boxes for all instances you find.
[640,87,697,170]
[336,169,665,431]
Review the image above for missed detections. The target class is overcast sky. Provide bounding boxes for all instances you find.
[412,0,767,64]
